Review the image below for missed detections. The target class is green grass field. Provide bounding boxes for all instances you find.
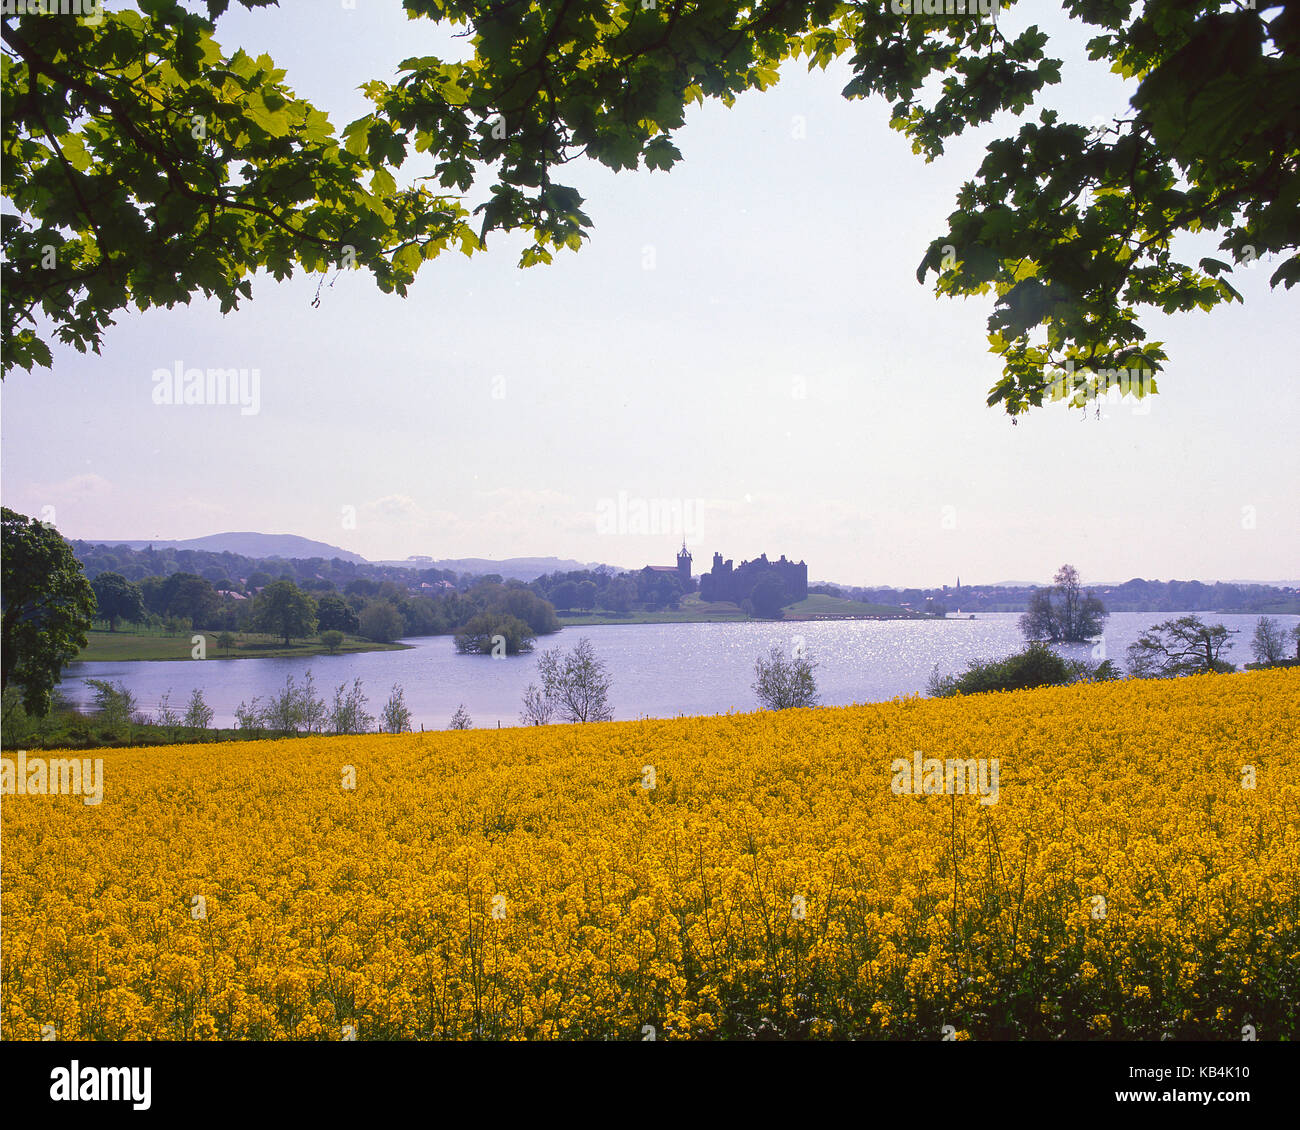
[780,593,925,619]
[75,629,410,662]
[556,595,752,626]
[557,591,925,626]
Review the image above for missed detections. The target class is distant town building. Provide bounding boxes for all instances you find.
[699,550,808,604]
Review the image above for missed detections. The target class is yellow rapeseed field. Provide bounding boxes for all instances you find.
[3,668,1298,1040]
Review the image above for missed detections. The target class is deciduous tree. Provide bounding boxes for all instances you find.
[1020,564,1108,642]
[253,579,318,645]
[1,508,96,715]
[357,599,404,644]
[1126,615,1235,678]
[536,637,613,722]
[753,644,819,710]
[90,571,145,631]
[382,683,413,733]
[2,0,475,374]
[8,3,1294,413]
[1251,615,1287,665]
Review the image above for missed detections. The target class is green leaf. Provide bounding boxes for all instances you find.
[642,136,682,172]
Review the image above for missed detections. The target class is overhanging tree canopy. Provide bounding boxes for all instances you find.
[4,1,1296,414]
[1,0,478,373]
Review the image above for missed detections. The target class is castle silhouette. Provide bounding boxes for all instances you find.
[644,543,808,605]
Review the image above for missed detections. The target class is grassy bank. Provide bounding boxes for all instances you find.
[557,592,924,626]
[75,628,410,663]
[556,597,750,625]
[780,594,930,619]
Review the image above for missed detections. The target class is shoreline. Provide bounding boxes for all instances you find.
[555,614,942,626]
[72,630,412,664]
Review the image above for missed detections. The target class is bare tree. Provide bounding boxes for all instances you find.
[329,678,374,735]
[234,697,262,735]
[154,690,182,740]
[536,637,613,723]
[262,674,305,735]
[519,683,553,725]
[1251,616,1287,665]
[448,703,473,730]
[381,683,412,733]
[299,669,328,734]
[183,688,214,733]
[753,644,819,710]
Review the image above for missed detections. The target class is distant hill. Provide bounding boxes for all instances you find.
[375,556,611,581]
[83,532,367,564]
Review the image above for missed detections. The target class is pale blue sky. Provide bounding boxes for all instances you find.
[2,2,1296,586]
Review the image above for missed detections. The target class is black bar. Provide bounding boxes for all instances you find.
[1,1038,1286,1117]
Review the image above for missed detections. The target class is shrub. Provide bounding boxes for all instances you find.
[932,643,1078,698]
[753,644,819,709]
[183,688,214,733]
[234,698,262,734]
[261,674,306,735]
[519,683,553,725]
[329,678,374,735]
[926,664,958,698]
[85,678,139,733]
[381,684,412,733]
[534,638,612,722]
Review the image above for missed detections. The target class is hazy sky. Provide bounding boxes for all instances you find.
[2,2,1296,586]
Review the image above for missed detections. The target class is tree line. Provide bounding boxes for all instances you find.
[929,614,1299,699]
[71,539,461,592]
[528,568,693,614]
[835,575,1298,617]
[1,508,567,718]
[88,568,561,648]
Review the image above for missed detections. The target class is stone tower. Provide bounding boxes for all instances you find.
[677,540,692,583]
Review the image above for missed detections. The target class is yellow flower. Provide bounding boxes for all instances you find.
[2,668,1295,1040]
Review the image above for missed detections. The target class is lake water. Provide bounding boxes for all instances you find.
[59,612,1297,731]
